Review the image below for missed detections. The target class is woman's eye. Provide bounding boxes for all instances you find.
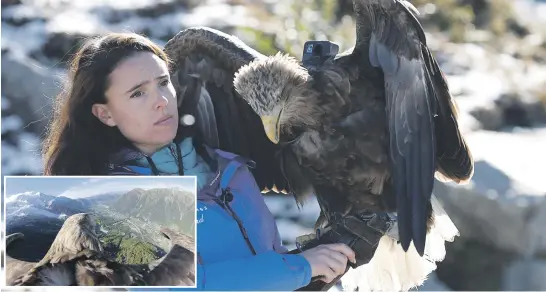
[130,91,144,98]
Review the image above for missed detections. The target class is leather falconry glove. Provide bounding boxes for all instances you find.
[288,210,397,291]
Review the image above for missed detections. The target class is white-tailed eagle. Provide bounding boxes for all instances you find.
[163,0,473,290]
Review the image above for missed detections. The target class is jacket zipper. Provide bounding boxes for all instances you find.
[213,187,257,256]
[143,143,184,176]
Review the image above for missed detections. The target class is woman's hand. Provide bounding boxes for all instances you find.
[299,243,356,283]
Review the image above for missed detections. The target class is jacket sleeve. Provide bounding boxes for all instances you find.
[196,251,312,291]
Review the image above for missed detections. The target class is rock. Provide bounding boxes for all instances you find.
[459,0,491,28]
[468,103,505,130]
[1,132,43,176]
[89,0,199,24]
[1,95,43,180]
[1,0,22,7]
[469,92,546,130]
[134,0,195,18]
[507,17,531,38]
[503,258,546,290]
[416,271,452,291]
[93,0,201,21]
[264,194,321,227]
[1,21,48,57]
[494,93,533,127]
[42,32,94,63]
[1,115,24,145]
[436,239,517,291]
[1,52,60,135]
[1,5,46,26]
[497,92,546,127]
[432,128,546,290]
[88,6,134,24]
[434,130,546,256]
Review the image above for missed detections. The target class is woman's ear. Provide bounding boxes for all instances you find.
[92,104,117,127]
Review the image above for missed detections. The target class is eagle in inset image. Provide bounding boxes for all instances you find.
[6,213,195,287]
[164,0,473,290]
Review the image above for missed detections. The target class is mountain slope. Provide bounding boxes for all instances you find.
[114,188,196,237]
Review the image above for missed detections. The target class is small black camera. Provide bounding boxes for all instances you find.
[302,40,339,70]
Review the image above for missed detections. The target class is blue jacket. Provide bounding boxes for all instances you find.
[108,137,312,290]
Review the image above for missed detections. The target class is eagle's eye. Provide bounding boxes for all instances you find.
[281,125,305,143]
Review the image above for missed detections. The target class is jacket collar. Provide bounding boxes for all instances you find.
[109,142,177,166]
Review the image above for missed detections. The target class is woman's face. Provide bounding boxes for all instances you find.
[93,51,179,155]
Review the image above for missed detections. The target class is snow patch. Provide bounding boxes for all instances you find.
[465,127,546,196]
[2,95,11,110]
[2,115,24,134]
[7,204,59,219]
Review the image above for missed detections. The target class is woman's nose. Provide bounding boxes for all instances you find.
[154,92,169,109]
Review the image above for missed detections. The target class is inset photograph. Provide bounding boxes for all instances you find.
[3,176,197,287]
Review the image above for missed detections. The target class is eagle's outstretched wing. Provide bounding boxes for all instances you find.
[163,27,291,194]
[143,228,195,286]
[347,0,473,256]
[6,233,38,286]
[12,213,105,285]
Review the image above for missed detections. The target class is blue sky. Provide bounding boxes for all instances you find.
[4,176,197,198]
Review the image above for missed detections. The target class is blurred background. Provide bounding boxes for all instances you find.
[2,0,546,290]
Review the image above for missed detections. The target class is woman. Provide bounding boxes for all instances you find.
[42,32,356,290]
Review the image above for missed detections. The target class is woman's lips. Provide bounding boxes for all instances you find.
[155,115,173,125]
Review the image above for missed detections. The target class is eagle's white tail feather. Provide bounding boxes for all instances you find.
[341,195,458,291]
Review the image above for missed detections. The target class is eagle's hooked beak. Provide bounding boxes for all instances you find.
[261,115,280,144]
[261,106,282,144]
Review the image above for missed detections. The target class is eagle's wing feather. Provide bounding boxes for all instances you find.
[74,258,148,286]
[352,0,473,256]
[164,27,291,194]
[6,233,40,286]
[144,228,196,286]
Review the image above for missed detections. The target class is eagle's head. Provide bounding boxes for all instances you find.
[234,53,322,144]
[43,213,103,260]
[66,213,99,237]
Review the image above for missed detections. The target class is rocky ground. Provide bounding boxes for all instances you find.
[2,0,546,290]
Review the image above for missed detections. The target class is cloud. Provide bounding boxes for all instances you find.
[81,178,108,185]
[59,177,196,199]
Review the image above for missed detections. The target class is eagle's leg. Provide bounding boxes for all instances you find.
[292,209,396,265]
[314,210,328,230]
[289,209,395,291]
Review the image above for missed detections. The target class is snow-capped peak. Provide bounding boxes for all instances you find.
[6,191,54,205]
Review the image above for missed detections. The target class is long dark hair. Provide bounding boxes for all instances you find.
[42,33,181,175]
